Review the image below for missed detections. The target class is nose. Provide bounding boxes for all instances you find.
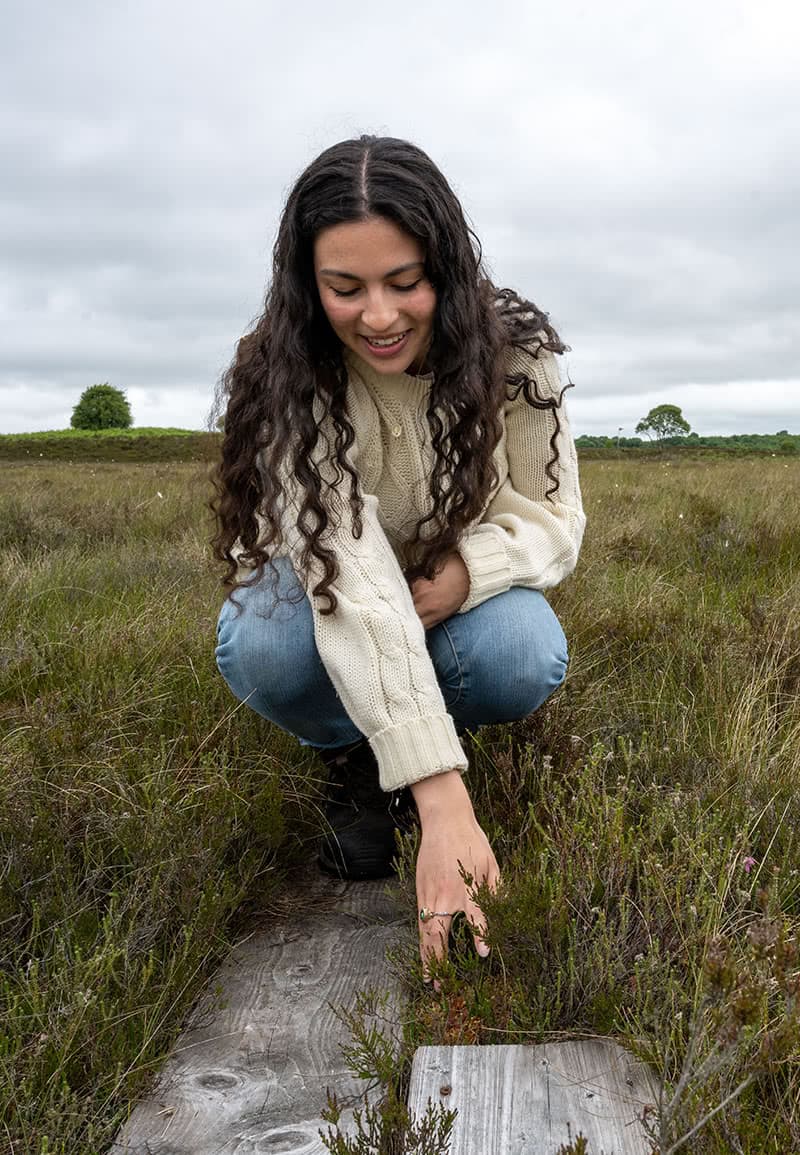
[361,289,399,333]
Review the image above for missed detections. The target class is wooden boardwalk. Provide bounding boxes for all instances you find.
[111,871,405,1155]
[113,870,660,1154]
[409,1041,658,1154]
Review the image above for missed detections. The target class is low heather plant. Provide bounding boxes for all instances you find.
[1,457,798,1152]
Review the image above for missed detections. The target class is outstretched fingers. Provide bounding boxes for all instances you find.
[413,801,501,987]
[467,899,491,959]
[419,911,453,986]
[418,875,500,985]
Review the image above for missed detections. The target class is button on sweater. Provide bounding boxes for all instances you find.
[241,341,586,792]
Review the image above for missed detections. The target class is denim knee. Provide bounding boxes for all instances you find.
[214,563,319,712]
[501,629,568,718]
[438,587,568,729]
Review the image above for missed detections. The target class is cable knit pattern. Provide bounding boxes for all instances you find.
[457,345,586,612]
[237,342,584,792]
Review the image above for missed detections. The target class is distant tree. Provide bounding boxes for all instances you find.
[71,383,132,430]
[635,404,691,441]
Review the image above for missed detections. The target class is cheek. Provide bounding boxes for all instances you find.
[321,298,358,329]
[415,286,437,326]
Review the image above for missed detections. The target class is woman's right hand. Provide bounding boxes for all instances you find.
[410,770,500,985]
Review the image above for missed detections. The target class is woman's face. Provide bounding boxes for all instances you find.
[313,215,437,374]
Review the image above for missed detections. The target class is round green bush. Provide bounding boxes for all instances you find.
[71,383,133,430]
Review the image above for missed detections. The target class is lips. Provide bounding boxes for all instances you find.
[362,331,409,349]
[358,330,413,360]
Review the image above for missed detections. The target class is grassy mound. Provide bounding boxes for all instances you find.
[0,428,221,462]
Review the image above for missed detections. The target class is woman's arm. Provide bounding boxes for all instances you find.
[297,489,468,790]
[287,478,496,977]
[265,404,497,976]
[456,344,586,613]
[268,397,467,794]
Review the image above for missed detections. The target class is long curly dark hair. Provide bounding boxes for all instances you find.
[211,135,569,614]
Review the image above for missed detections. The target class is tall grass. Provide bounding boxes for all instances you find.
[391,458,800,1154]
[1,458,798,1153]
[0,463,313,1154]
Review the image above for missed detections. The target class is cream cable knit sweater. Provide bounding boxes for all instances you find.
[242,342,585,792]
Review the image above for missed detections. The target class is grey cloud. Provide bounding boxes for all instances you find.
[1,0,799,434]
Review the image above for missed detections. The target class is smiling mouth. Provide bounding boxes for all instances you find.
[362,331,410,348]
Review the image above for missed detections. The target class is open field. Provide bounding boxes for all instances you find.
[1,425,797,465]
[1,458,799,1153]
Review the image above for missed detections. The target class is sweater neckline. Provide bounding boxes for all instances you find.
[345,349,433,400]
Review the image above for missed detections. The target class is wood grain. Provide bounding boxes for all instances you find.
[408,1040,659,1154]
[111,870,406,1155]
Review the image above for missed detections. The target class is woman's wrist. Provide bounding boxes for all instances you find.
[410,769,474,823]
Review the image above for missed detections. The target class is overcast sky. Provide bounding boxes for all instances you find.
[2,0,798,436]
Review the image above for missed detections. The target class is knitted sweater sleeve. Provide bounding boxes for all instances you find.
[275,422,468,794]
[456,344,586,614]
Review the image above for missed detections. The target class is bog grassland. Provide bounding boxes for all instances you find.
[1,457,798,1153]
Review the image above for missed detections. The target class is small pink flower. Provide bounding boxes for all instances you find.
[743,856,757,873]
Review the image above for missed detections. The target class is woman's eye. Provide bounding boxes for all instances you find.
[329,278,422,298]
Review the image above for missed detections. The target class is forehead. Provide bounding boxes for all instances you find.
[313,216,424,274]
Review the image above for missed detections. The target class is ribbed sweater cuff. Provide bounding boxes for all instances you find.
[370,713,468,792]
[457,532,513,614]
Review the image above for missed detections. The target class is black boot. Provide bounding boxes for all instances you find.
[316,739,414,880]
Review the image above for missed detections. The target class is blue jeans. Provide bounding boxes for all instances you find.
[215,557,568,751]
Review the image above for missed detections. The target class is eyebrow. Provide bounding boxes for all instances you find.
[318,261,425,281]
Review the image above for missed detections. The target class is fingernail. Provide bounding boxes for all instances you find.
[477,942,490,958]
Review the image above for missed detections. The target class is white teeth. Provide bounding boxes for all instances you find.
[365,333,406,347]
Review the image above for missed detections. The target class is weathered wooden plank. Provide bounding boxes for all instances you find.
[111,870,405,1155]
[408,1041,659,1154]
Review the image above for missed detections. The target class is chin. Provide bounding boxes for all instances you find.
[369,344,427,375]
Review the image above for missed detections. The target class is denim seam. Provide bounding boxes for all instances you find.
[438,621,465,707]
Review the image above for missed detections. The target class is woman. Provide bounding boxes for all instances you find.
[212,135,585,977]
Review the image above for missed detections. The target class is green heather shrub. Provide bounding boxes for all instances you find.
[1,457,799,1153]
[325,457,800,1154]
[0,463,317,1152]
